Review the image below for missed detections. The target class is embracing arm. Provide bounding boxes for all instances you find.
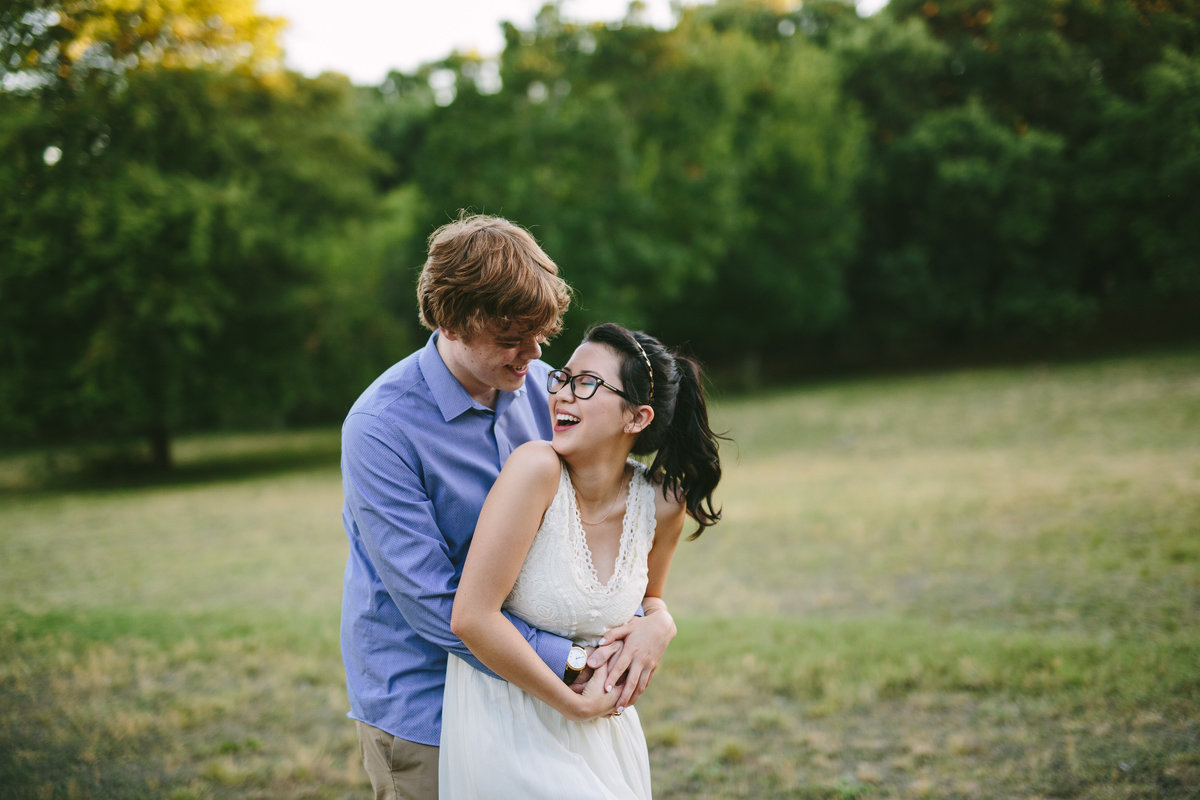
[343,414,571,674]
[451,442,618,722]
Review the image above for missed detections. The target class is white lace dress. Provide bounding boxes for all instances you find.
[439,459,657,799]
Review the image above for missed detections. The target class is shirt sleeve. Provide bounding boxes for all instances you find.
[342,412,572,678]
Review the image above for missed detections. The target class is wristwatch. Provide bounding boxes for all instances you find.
[563,645,587,684]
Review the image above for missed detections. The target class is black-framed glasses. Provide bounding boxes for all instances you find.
[547,369,630,400]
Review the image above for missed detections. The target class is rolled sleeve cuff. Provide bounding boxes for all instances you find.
[534,631,573,681]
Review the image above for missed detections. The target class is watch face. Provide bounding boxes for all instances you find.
[568,648,587,669]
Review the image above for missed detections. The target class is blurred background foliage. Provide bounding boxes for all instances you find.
[2,0,1198,468]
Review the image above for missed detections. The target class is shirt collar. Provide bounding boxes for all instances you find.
[418,331,527,422]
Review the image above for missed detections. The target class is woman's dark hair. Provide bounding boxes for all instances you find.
[584,323,724,538]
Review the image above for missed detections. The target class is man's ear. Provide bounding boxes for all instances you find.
[439,327,462,343]
[625,406,655,434]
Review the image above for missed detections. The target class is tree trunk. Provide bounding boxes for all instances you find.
[147,425,173,471]
[740,352,763,392]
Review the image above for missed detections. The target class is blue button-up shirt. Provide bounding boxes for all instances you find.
[340,333,571,745]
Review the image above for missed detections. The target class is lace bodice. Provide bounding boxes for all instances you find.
[504,459,657,646]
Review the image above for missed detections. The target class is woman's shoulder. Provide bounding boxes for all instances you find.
[505,441,564,483]
[491,441,563,512]
[656,483,686,519]
[633,460,686,524]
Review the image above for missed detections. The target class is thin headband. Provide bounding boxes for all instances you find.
[631,336,654,402]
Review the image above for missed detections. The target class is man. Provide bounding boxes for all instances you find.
[339,214,674,799]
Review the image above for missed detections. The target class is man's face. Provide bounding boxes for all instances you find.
[443,322,544,401]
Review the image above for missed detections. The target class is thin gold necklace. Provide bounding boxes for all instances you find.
[579,473,626,526]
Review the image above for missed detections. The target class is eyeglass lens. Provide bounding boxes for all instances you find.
[548,371,601,399]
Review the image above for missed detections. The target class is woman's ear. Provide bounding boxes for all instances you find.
[624,405,655,435]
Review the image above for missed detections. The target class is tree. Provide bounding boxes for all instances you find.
[401,1,864,371]
[1,0,285,91]
[835,0,1200,351]
[0,66,381,469]
[1073,47,1200,304]
[855,100,1070,340]
[653,4,865,367]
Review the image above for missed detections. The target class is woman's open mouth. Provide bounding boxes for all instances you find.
[554,412,581,432]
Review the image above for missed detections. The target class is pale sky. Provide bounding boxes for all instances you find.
[257,0,889,86]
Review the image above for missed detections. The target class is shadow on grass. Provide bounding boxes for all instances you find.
[0,432,341,496]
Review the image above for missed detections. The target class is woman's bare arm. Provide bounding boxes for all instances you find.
[450,441,618,721]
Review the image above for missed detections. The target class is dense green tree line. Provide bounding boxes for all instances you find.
[382,0,1198,367]
[842,0,1200,354]
[2,0,1197,464]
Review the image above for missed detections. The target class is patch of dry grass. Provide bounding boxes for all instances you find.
[1,609,361,799]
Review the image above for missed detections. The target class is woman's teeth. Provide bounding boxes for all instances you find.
[556,413,581,426]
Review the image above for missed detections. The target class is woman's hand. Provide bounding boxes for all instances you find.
[593,604,677,711]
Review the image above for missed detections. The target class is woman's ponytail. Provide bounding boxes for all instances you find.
[646,353,722,538]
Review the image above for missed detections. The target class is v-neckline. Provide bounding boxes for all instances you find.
[567,464,636,589]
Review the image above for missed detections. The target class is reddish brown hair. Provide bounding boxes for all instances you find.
[417,214,572,340]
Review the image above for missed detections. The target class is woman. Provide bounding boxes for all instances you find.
[441,323,723,798]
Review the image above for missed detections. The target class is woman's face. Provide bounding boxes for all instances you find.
[548,342,632,457]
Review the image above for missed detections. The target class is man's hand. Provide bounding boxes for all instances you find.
[561,661,620,722]
[592,604,677,710]
[568,640,624,694]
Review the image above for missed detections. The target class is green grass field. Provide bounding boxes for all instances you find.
[2,350,1198,799]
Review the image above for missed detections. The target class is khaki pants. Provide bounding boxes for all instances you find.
[355,720,439,800]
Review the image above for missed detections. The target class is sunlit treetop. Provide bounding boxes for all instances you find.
[2,0,286,91]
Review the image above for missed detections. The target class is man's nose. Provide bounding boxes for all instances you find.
[520,337,542,361]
